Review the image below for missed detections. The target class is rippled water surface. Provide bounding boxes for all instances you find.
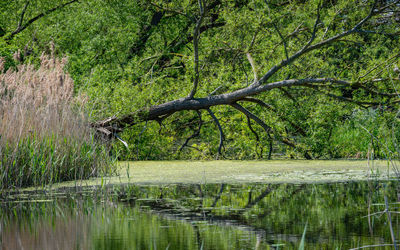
[1,181,399,249]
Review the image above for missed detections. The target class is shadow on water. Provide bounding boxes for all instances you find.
[0,181,399,249]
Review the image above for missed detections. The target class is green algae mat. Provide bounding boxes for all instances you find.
[49,160,398,189]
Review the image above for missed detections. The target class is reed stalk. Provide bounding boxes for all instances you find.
[0,52,112,190]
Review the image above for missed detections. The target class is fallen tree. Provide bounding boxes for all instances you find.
[91,0,400,159]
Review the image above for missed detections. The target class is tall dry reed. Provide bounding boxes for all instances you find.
[0,52,112,189]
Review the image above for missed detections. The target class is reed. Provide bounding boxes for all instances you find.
[0,52,112,189]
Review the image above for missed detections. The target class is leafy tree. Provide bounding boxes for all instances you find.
[2,0,400,159]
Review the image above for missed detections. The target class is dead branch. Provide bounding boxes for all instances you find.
[272,22,289,60]
[6,0,79,41]
[178,110,203,152]
[207,108,225,158]
[246,116,263,158]
[359,53,400,79]
[17,1,30,32]
[255,1,380,86]
[246,52,258,82]
[188,0,205,99]
[231,102,312,158]
[94,78,381,134]
[230,103,271,133]
[240,97,307,136]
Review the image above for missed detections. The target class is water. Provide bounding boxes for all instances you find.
[1,181,399,249]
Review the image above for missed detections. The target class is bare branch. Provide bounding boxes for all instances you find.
[246,116,264,158]
[18,1,30,31]
[356,80,400,98]
[286,75,400,98]
[188,0,205,99]
[240,97,307,136]
[354,29,400,38]
[246,116,260,142]
[6,0,79,41]
[246,52,258,82]
[231,102,311,158]
[230,103,271,133]
[248,27,260,51]
[178,110,203,152]
[240,97,275,110]
[272,22,289,60]
[359,53,400,79]
[207,108,225,158]
[255,1,381,86]
[303,2,321,50]
[245,25,262,83]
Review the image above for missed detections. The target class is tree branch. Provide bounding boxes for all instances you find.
[246,52,258,82]
[207,108,225,158]
[230,102,311,158]
[18,1,30,31]
[127,10,164,60]
[254,1,381,86]
[354,29,400,38]
[93,77,381,134]
[246,116,264,158]
[6,0,79,41]
[272,22,289,60]
[178,110,203,152]
[188,0,205,99]
[240,97,307,136]
[230,103,271,133]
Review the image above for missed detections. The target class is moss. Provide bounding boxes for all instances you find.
[43,160,396,190]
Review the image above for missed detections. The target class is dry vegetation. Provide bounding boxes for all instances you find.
[0,51,112,189]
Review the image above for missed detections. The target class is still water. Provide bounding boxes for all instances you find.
[1,181,399,249]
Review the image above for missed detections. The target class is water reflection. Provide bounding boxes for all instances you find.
[1,181,399,249]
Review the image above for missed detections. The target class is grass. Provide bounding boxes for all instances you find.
[0,50,113,190]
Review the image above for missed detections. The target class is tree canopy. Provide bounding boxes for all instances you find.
[1,0,400,160]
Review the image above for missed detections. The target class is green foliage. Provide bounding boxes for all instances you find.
[2,0,400,160]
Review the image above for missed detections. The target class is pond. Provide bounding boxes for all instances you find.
[1,181,399,249]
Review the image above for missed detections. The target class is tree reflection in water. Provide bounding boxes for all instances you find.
[1,181,398,250]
